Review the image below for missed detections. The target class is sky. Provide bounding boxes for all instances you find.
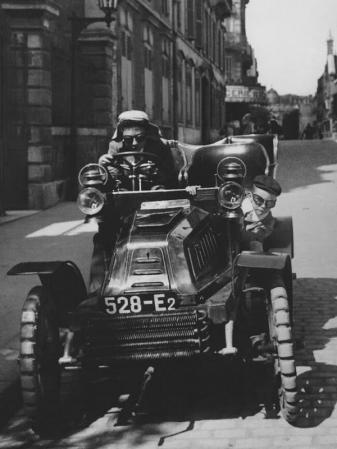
[246,0,337,96]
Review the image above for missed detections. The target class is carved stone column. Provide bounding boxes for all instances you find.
[2,0,62,208]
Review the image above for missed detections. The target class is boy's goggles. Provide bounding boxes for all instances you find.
[252,193,276,209]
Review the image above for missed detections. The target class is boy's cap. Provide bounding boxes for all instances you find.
[253,175,282,196]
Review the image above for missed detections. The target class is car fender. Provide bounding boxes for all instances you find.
[235,251,294,312]
[8,261,87,326]
[236,251,291,271]
[264,216,294,258]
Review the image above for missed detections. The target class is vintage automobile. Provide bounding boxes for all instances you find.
[8,134,298,431]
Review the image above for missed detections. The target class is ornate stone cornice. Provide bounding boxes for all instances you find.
[0,0,60,16]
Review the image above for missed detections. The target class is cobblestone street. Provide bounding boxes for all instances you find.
[1,139,337,448]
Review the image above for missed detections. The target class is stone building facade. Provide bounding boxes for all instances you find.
[316,33,337,138]
[112,0,232,144]
[222,0,266,124]
[0,0,114,211]
[0,0,234,211]
[266,88,316,140]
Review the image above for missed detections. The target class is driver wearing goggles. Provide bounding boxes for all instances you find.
[98,110,178,190]
[90,110,178,294]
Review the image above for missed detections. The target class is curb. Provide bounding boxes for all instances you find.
[0,210,41,226]
[0,380,21,429]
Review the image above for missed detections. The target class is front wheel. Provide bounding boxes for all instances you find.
[19,286,61,432]
[268,293,298,423]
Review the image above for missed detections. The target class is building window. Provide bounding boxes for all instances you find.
[143,24,154,117]
[195,70,201,126]
[195,0,202,50]
[212,20,216,62]
[225,55,232,81]
[161,0,169,15]
[120,7,133,110]
[177,55,184,123]
[210,84,214,128]
[217,29,222,67]
[162,38,170,123]
[186,63,193,125]
[187,0,195,40]
[176,1,182,31]
[216,88,223,129]
[203,9,208,54]
[208,13,212,57]
[221,34,225,70]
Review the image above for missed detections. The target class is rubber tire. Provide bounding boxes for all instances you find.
[269,296,298,423]
[19,286,61,433]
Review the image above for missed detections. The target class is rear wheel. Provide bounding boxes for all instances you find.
[20,286,61,432]
[268,294,298,423]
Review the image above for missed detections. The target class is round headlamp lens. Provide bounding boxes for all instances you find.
[218,182,244,210]
[78,163,108,187]
[77,188,105,215]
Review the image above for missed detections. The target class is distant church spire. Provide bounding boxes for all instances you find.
[327,30,334,55]
[327,31,336,76]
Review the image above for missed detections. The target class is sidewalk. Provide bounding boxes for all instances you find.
[0,210,40,226]
[0,201,97,425]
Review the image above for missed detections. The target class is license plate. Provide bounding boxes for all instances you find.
[103,293,177,315]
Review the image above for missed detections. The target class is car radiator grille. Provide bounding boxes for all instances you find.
[81,310,210,362]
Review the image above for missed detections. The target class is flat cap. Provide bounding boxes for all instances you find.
[118,110,150,123]
[112,110,162,140]
[253,174,282,196]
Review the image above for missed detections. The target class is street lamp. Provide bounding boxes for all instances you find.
[68,0,119,199]
[98,0,119,26]
[70,0,119,35]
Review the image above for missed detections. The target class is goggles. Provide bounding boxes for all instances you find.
[122,134,146,145]
[252,193,276,209]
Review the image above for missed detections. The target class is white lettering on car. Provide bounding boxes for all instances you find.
[104,294,176,314]
[117,296,131,314]
[167,297,176,310]
[154,293,166,312]
[105,297,117,315]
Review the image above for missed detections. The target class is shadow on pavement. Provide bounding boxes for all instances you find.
[278,139,337,193]
[293,278,337,427]
[0,380,21,429]
[0,358,277,448]
[2,278,337,446]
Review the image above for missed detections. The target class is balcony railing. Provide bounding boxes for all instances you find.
[224,32,249,50]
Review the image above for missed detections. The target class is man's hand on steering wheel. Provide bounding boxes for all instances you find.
[99,151,162,190]
[98,153,114,166]
[98,153,120,178]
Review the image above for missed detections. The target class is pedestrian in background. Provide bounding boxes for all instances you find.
[241,113,255,134]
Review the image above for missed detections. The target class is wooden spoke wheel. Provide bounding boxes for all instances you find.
[268,294,298,423]
[19,286,61,431]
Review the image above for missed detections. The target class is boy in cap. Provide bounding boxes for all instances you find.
[241,174,282,252]
[219,175,285,356]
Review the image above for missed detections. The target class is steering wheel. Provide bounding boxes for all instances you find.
[112,151,160,170]
[108,151,162,190]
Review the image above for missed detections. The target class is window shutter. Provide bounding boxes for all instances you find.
[127,35,132,60]
[187,0,195,40]
[195,0,202,50]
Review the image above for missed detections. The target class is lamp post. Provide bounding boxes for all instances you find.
[69,0,119,199]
